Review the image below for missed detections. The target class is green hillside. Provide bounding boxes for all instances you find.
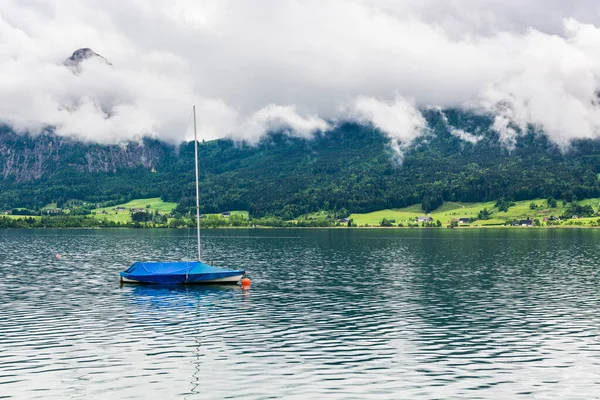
[350,198,600,227]
[91,197,177,223]
[88,198,248,224]
[3,108,600,220]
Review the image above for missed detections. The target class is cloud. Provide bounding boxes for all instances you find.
[2,1,600,147]
[433,107,483,144]
[346,95,426,157]
[232,105,330,144]
[478,20,600,148]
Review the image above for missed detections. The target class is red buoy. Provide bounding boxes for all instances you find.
[56,254,61,260]
[241,278,251,289]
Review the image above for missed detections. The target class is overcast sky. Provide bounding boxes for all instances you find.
[2,0,600,148]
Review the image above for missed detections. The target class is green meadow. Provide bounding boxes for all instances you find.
[8,197,600,228]
[90,197,178,223]
[204,211,249,218]
[4,215,41,220]
[89,198,248,224]
[93,198,178,213]
[349,199,600,227]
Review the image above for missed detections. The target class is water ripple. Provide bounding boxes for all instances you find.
[1,229,600,399]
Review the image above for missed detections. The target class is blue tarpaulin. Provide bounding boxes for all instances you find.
[120,261,244,284]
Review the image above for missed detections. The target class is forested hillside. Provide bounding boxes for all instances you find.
[2,109,600,218]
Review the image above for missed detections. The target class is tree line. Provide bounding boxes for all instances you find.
[3,109,600,220]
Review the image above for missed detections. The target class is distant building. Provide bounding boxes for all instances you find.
[416,216,433,223]
[221,212,231,217]
[116,207,126,211]
[520,219,534,226]
[458,218,471,224]
[131,208,146,213]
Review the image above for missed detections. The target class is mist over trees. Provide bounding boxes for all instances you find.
[2,109,600,218]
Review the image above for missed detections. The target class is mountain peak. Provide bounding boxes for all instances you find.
[64,48,112,70]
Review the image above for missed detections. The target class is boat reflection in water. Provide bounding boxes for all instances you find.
[119,283,252,398]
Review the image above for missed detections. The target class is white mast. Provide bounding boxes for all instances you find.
[193,105,202,261]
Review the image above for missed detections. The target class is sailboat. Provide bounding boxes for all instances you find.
[119,106,245,284]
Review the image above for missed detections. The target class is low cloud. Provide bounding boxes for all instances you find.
[346,95,426,158]
[478,20,600,148]
[2,1,600,148]
[232,105,331,144]
[0,51,234,143]
[434,107,483,144]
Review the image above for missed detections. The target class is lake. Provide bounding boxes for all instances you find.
[1,228,599,399]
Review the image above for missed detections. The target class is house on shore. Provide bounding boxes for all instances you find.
[458,218,471,224]
[416,216,433,223]
[520,219,534,226]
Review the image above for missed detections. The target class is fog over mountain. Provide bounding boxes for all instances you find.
[2,0,600,150]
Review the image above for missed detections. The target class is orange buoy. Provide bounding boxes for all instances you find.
[241,278,251,289]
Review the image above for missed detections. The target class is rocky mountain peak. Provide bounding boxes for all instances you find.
[64,48,112,71]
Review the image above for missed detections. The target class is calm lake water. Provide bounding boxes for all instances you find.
[1,228,599,399]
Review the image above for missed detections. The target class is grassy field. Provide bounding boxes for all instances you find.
[4,215,41,220]
[92,211,132,224]
[41,203,57,210]
[93,198,178,213]
[7,197,600,228]
[89,198,248,224]
[350,198,598,227]
[204,211,249,218]
[90,197,178,223]
[346,209,428,226]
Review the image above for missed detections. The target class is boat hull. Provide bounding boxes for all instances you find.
[120,273,244,284]
[119,261,245,285]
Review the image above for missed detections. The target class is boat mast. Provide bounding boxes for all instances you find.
[193,105,202,261]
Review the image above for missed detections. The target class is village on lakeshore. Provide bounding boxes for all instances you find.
[2,196,600,229]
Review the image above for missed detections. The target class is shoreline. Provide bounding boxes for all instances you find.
[2,225,599,230]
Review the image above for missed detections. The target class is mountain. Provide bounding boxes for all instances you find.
[0,128,169,181]
[1,108,600,217]
[64,48,112,71]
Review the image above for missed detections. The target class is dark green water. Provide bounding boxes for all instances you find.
[1,228,599,399]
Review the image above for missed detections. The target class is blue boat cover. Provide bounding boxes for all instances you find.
[120,261,244,284]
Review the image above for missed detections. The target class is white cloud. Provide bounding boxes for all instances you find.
[479,20,600,148]
[2,1,600,147]
[433,107,483,144]
[450,128,482,144]
[346,95,426,157]
[233,105,330,144]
